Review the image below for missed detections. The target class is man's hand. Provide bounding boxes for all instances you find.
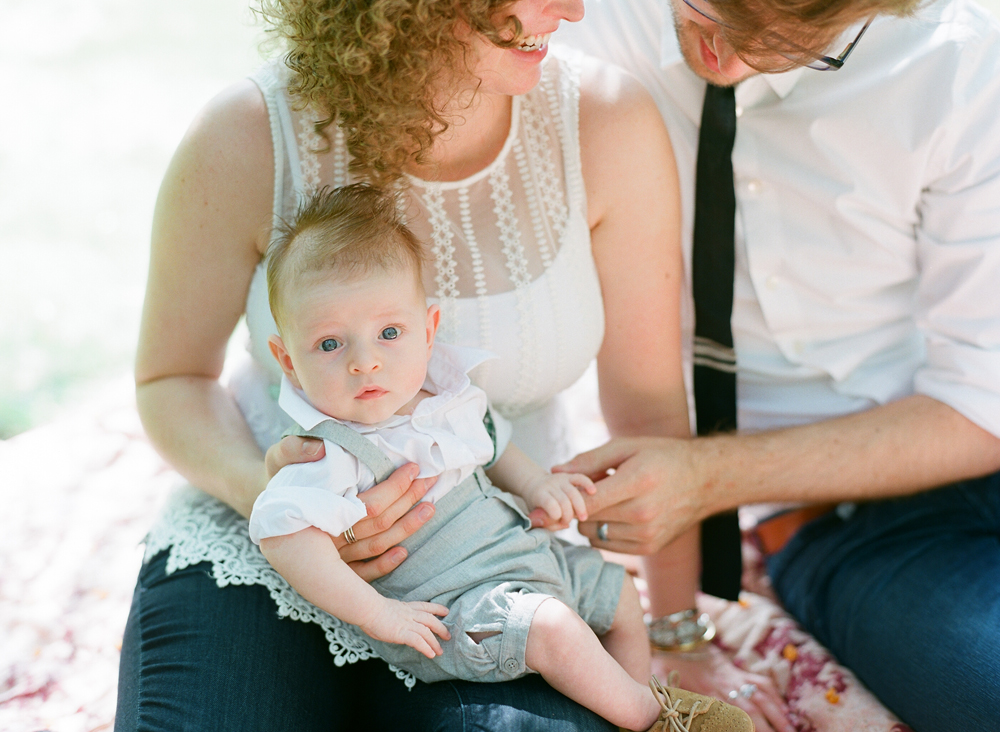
[264,436,437,581]
[554,436,708,554]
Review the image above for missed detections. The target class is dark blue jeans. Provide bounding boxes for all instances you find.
[115,550,616,732]
[768,471,1000,732]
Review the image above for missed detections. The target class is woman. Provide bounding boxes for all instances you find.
[116,0,776,729]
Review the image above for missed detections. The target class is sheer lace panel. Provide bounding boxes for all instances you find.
[288,62,571,305]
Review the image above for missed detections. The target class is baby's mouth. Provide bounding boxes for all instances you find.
[356,386,387,400]
[517,32,552,52]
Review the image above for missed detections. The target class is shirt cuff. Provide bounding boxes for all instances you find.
[249,485,368,544]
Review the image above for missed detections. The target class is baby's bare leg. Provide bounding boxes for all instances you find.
[599,575,651,683]
[525,598,659,731]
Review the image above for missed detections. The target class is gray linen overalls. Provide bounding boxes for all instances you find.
[288,420,626,684]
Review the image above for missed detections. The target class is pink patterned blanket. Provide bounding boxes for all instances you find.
[0,384,909,731]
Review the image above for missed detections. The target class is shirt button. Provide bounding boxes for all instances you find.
[746,179,763,194]
[735,106,744,118]
[505,659,518,671]
[766,275,781,290]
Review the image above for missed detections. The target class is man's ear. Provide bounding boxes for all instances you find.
[268,333,302,389]
[426,304,441,357]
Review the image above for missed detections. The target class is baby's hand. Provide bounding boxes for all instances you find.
[360,599,451,659]
[521,473,596,531]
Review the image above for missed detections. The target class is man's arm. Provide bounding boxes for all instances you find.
[566,394,1000,554]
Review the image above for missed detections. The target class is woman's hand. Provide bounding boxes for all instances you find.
[555,437,708,555]
[265,436,436,581]
[652,645,795,732]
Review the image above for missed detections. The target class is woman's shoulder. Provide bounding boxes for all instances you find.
[180,79,272,164]
[563,49,663,131]
[164,78,274,225]
[560,48,675,226]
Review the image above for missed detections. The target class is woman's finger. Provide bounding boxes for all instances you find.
[263,435,324,478]
[340,500,435,564]
[357,464,422,520]
[348,546,409,583]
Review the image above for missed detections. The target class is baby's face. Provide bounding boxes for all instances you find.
[270,267,439,424]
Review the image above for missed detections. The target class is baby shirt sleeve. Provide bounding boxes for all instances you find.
[248,443,370,544]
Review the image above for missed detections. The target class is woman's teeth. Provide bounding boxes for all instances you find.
[517,32,552,52]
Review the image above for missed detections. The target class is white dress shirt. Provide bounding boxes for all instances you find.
[248,343,513,543]
[559,0,1000,437]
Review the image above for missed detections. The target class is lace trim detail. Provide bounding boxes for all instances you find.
[521,76,569,252]
[424,183,460,343]
[458,186,492,385]
[143,486,417,688]
[296,109,323,197]
[518,80,567,388]
[489,160,538,417]
[333,125,348,188]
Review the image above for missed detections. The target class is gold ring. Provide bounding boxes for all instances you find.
[344,526,358,544]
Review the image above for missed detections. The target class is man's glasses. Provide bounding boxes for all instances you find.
[680,0,871,71]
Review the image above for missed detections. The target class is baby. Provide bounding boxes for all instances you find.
[249,184,751,732]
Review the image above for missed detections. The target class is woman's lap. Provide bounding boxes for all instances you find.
[769,472,1000,732]
[116,550,614,732]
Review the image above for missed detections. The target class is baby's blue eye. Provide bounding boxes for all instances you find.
[381,327,400,340]
[320,338,341,352]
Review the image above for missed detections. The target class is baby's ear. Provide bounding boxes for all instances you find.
[268,334,302,389]
[426,304,441,353]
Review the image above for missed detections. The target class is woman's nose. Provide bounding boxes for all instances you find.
[550,0,585,24]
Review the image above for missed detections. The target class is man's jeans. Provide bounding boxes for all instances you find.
[115,550,616,732]
[769,471,1000,732]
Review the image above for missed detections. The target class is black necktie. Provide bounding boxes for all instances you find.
[693,84,742,601]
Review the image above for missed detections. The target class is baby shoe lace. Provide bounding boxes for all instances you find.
[650,672,714,732]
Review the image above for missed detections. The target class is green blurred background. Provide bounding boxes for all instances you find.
[1,0,998,438]
[0,0,265,437]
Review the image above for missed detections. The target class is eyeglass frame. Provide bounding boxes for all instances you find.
[679,0,872,71]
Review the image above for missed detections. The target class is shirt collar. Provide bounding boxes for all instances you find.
[277,342,497,432]
[657,0,804,99]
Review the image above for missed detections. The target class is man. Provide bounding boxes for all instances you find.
[558,1,1000,730]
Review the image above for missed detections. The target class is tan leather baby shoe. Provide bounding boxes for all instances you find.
[644,675,755,732]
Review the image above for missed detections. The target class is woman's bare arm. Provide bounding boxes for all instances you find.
[135,80,274,518]
[134,83,434,577]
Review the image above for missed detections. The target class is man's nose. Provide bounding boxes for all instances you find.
[712,34,755,79]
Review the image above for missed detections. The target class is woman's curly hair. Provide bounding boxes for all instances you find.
[256,0,521,186]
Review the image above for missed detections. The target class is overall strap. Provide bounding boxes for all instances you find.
[283,422,396,483]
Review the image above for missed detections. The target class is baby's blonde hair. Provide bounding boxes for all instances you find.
[266,184,425,331]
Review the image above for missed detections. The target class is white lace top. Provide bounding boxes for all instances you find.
[144,47,603,682]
